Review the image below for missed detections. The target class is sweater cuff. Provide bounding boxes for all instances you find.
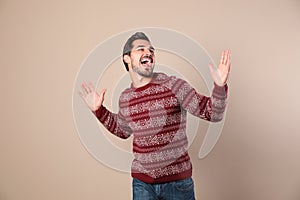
[93,105,105,119]
[213,82,228,96]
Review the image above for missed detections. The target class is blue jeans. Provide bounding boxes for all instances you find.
[132,178,195,200]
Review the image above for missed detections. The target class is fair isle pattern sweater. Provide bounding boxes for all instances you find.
[94,72,228,184]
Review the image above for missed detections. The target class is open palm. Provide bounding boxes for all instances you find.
[79,82,106,111]
[209,50,231,86]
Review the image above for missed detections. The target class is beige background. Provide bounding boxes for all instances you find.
[1,0,300,199]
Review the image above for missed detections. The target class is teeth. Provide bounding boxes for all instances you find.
[142,58,150,62]
[141,57,152,64]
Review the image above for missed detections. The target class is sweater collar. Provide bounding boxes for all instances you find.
[129,72,168,90]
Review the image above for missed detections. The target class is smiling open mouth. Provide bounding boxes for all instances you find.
[140,56,153,66]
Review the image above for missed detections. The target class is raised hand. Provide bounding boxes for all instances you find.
[78,81,106,111]
[209,50,231,86]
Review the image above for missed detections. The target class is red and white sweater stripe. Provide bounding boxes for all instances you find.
[94,72,228,184]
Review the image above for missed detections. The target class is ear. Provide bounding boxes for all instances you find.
[123,55,131,64]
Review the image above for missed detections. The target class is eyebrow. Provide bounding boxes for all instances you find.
[135,45,155,50]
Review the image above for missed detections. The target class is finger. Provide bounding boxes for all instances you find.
[78,91,85,99]
[81,82,90,94]
[225,50,231,70]
[88,81,95,92]
[221,50,228,67]
[220,51,225,65]
[83,81,94,94]
[224,50,230,65]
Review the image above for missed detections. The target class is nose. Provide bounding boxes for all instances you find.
[144,48,153,56]
[144,48,150,54]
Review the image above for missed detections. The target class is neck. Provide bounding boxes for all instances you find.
[129,70,153,88]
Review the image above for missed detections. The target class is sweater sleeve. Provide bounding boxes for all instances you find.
[171,77,228,122]
[93,105,132,139]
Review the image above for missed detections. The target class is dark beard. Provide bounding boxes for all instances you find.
[132,65,154,78]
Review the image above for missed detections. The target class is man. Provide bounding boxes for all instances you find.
[79,32,230,200]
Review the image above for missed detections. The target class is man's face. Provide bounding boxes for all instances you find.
[128,39,155,78]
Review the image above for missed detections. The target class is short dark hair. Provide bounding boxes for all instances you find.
[122,32,151,71]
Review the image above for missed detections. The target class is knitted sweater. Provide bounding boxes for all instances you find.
[94,72,228,184]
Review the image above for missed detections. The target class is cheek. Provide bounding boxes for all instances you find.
[133,55,141,63]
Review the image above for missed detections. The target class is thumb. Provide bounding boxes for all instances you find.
[94,89,106,110]
[99,89,107,104]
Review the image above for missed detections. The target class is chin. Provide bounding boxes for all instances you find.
[139,71,153,78]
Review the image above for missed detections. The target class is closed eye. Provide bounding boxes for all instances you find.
[135,46,155,53]
[136,47,145,52]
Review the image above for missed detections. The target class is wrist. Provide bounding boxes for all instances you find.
[214,82,227,87]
